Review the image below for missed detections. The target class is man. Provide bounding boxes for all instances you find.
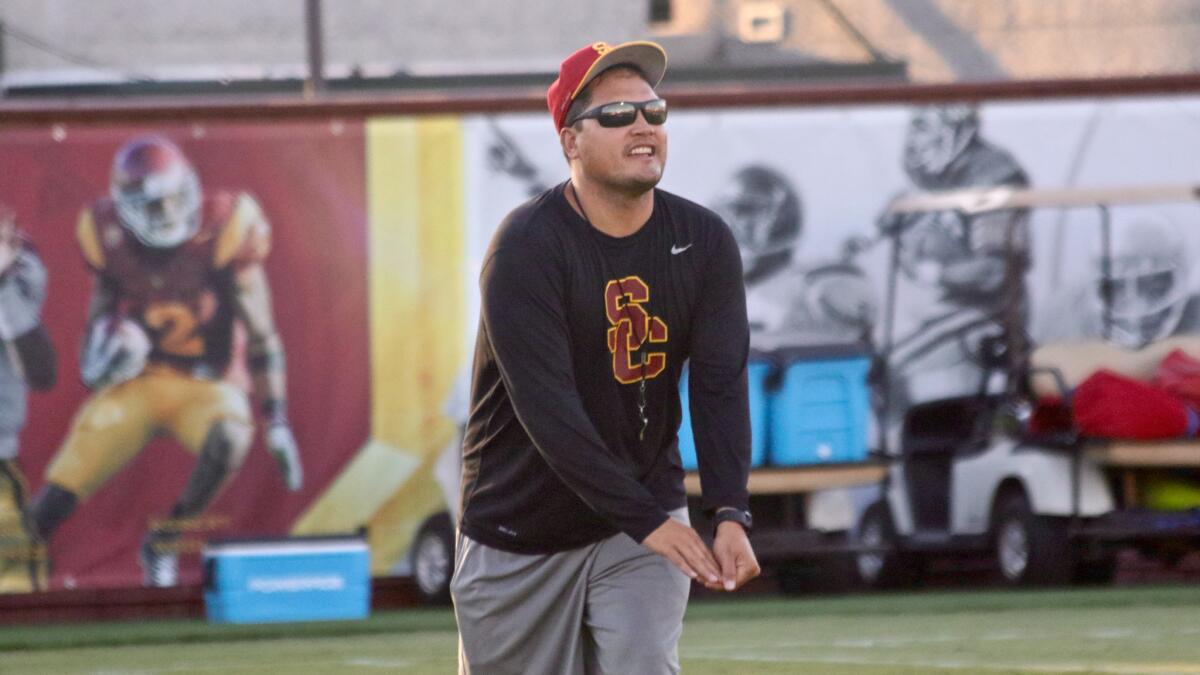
[452,41,759,674]
[0,206,56,592]
[27,136,303,587]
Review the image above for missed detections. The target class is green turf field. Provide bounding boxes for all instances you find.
[5,585,1200,674]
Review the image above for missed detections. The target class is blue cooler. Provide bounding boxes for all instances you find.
[204,537,370,624]
[768,350,871,466]
[679,360,770,470]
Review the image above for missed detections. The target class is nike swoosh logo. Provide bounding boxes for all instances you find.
[671,243,693,255]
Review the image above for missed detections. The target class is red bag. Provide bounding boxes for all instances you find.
[1029,397,1073,435]
[1073,369,1190,440]
[1154,349,1200,408]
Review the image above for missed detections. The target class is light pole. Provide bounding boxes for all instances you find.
[304,0,325,98]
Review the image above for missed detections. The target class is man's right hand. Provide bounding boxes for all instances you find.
[641,517,723,589]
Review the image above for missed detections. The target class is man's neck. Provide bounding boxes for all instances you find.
[567,174,654,238]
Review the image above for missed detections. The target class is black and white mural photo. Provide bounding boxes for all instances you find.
[464,97,1200,436]
[711,164,874,352]
[457,96,1200,534]
[1035,211,1200,349]
[880,104,1031,417]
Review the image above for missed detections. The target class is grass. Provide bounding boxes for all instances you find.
[5,585,1200,674]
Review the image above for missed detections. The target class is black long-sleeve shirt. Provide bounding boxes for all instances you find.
[460,182,751,554]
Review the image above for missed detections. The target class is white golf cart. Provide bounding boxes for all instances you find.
[857,184,1200,587]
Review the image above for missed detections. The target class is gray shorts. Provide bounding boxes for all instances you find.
[451,508,692,675]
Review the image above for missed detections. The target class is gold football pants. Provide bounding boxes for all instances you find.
[46,367,252,499]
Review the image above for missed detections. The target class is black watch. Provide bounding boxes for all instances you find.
[712,508,753,533]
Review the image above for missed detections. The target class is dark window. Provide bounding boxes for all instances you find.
[649,0,672,23]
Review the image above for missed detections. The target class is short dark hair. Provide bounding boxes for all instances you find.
[565,64,652,130]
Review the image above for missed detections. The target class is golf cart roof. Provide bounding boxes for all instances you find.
[886,184,1200,216]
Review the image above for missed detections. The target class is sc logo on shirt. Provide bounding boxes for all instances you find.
[604,276,668,384]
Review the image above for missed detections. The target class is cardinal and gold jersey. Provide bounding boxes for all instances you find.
[76,191,271,379]
[45,192,268,499]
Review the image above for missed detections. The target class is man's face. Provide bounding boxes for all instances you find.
[565,70,667,194]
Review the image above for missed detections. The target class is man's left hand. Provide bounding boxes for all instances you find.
[712,521,760,591]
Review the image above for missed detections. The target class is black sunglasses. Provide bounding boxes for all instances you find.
[567,98,668,128]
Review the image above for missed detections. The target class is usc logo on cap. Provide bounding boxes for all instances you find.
[547,40,668,132]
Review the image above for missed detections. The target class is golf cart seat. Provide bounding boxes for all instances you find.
[901,395,998,457]
[1030,336,1200,468]
[899,395,1003,531]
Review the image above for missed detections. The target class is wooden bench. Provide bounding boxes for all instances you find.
[1031,336,1200,469]
[684,463,886,496]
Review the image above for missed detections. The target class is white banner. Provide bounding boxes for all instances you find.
[463,96,1200,418]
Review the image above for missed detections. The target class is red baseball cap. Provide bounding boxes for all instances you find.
[547,41,668,132]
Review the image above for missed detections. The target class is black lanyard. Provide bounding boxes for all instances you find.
[570,182,652,441]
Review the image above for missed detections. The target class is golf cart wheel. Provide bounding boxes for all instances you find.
[855,502,919,589]
[992,491,1071,586]
[413,512,455,605]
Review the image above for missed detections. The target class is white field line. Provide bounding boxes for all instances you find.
[685,652,1200,674]
[691,625,1200,652]
[344,658,419,668]
[684,626,1200,675]
[88,656,424,674]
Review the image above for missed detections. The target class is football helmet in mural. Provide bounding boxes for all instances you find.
[1096,215,1190,349]
[713,165,803,283]
[903,104,980,184]
[111,136,202,249]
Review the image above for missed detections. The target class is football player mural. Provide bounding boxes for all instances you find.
[879,105,1031,418]
[1035,213,1200,348]
[26,136,303,587]
[0,206,56,592]
[711,165,876,353]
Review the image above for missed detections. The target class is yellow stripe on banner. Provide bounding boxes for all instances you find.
[368,117,424,447]
[368,116,464,451]
[292,117,465,572]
